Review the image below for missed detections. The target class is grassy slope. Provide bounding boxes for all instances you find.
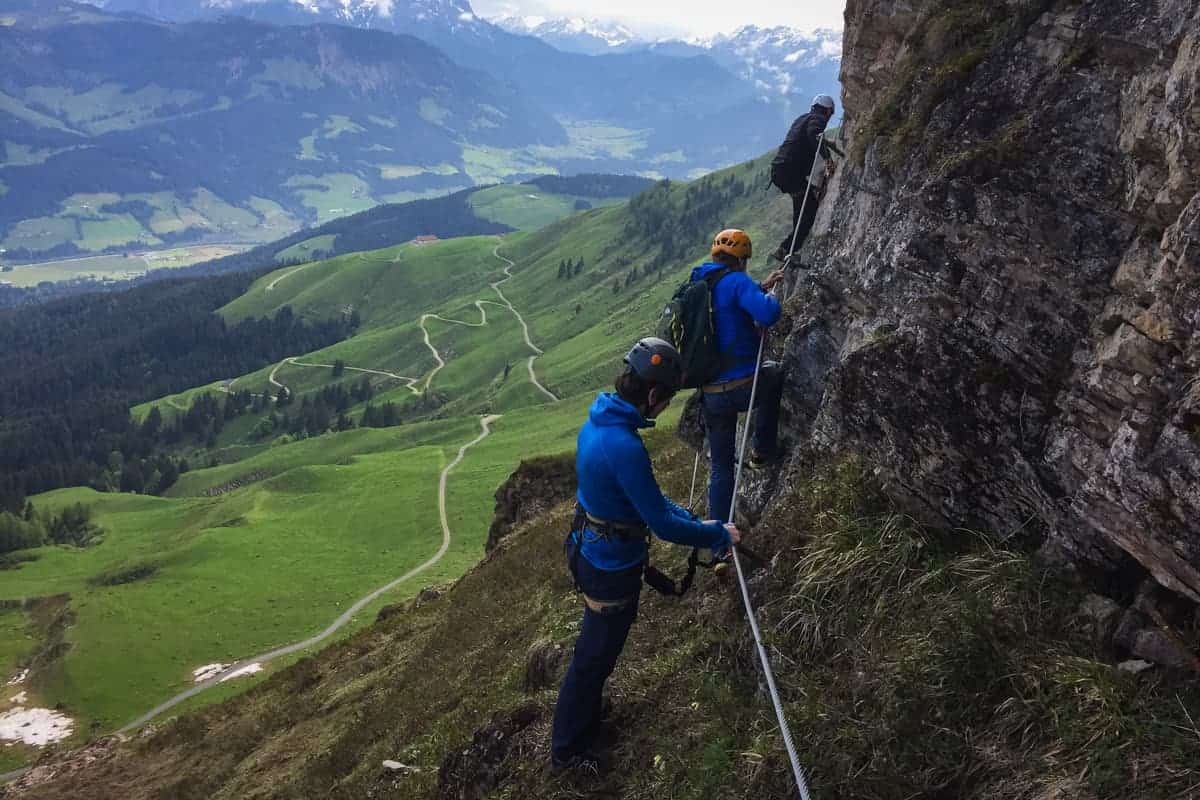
[200,153,786,426]
[466,185,623,231]
[14,443,1197,800]
[0,154,793,761]
[1,395,596,740]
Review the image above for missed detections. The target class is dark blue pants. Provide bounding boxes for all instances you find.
[778,183,820,256]
[551,538,643,764]
[702,363,783,523]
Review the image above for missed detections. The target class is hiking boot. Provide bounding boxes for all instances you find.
[710,546,733,579]
[746,449,777,470]
[770,245,788,263]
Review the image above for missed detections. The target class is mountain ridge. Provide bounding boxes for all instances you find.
[1,0,801,261]
[489,15,845,101]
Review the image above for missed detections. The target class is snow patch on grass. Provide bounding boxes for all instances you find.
[0,706,74,746]
[192,662,264,684]
[192,663,227,683]
[219,663,263,682]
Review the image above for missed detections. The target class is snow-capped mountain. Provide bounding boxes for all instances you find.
[97,0,484,34]
[702,26,843,98]
[492,15,638,55]
[489,16,841,101]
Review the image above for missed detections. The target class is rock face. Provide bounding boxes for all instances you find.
[782,0,1199,603]
[485,454,575,553]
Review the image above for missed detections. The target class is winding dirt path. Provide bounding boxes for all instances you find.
[271,243,557,402]
[487,245,558,402]
[264,262,312,292]
[0,245,559,779]
[268,357,419,394]
[416,300,508,392]
[114,414,501,735]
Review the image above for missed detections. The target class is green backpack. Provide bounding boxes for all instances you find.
[657,267,731,389]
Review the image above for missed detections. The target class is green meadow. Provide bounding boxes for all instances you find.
[274,234,337,264]
[0,188,295,258]
[467,184,623,231]
[0,245,249,288]
[2,396,590,738]
[0,153,793,765]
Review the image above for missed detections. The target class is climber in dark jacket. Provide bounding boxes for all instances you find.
[770,93,836,262]
[551,338,741,773]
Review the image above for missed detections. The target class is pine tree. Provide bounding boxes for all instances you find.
[333,359,346,378]
[362,404,381,428]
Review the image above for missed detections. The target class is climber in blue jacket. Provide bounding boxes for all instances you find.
[696,229,786,524]
[551,337,741,773]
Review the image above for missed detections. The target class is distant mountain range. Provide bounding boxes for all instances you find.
[490,15,641,55]
[0,0,830,260]
[492,16,844,103]
[0,0,561,259]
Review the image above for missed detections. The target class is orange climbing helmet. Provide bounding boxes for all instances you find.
[711,229,752,260]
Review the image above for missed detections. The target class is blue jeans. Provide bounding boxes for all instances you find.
[552,536,643,763]
[702,363,783,523]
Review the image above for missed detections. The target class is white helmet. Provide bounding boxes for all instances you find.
[812,93,835,111]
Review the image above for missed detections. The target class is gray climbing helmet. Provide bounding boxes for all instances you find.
[624,337,684,390]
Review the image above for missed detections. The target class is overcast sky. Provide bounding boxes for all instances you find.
[471,0,846,38]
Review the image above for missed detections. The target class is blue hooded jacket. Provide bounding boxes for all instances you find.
[691,262,782,382]
[575,392,730,571]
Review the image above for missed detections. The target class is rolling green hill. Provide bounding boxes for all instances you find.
[205,154,785,424]
[0,153,793,771]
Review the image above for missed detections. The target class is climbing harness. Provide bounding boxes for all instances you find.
[727,314,814,800]
[781,132,827,270]
[567,505,701,601]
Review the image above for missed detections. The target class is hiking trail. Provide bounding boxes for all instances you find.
[114,414,501,735]
[268,357,420,394]
[268,242,558,402]
[264,262,312,292]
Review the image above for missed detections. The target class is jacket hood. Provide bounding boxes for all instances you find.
[691,261,733,282]
[589,392,655,430]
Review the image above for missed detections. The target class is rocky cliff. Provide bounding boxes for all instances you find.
[5,3,1199,798]
[773,0,1198,620]
[484,454,575,553]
